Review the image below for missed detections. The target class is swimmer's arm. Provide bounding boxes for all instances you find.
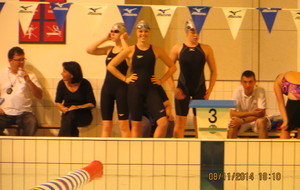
[86,33,113,55]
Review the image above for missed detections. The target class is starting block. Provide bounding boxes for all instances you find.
[189,100,236,139]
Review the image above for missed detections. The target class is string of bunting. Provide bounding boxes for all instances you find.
[1,2,300,40]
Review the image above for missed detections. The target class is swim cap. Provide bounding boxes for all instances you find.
[185,19,196,32]
[111,22,127,33]
[136,20,151,30]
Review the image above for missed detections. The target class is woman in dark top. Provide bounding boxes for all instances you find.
[55,61,96,137]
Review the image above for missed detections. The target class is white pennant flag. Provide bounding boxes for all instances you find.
[151,5,177,38]
[85,5,108,36]
[18,2,39,34]
[222,8,247,39]
[290,10,300,32]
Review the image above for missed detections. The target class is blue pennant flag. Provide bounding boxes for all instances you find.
[118,5,142,36]
[50,3,73,30]
[257,8,281,33]
[188,6,211,34]
[0,2,5,13]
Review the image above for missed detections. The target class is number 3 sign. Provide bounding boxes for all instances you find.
[189,100,236,139]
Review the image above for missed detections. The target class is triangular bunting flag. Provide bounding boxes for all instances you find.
[290,10,300,32]
[0,2,5,14]
[117,5,142,36]
[222,8,247,39]
[85,5,108,36]
[151,5,177,38]
[188,6,211,34]
[49,2,73,30]
[18,2,39,34]
[257,8,281,33]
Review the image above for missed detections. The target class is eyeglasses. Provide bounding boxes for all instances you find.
[12,58,26,62]
[110,30,120,33]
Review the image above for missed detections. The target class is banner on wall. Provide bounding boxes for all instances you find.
[3,2,299,45]
[257,8,281,33]
[222,8,247,40]
[188,6,211,34]
[0,2,5,14]
[49,2,73,30]
[85,5,107,36]
[151,5,177,38]
[18,2,39,34]
[117,5,142,36]
[290,10,300,32]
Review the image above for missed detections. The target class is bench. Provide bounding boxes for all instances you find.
[184,128,298,138]
[238,130,298,138]
[5,124,60,136]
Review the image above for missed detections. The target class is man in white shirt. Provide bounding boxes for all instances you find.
[228,70,270,139]
[0,46,43,136]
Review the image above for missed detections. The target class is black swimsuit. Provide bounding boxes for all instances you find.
[101,49,128,120]
[176,43,207,116]
[128,45,166,121]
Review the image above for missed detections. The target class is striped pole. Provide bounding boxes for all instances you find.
[31,160,103,190]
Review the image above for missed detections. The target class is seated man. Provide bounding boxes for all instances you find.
[0,46,43,136]
[228,70,270,139]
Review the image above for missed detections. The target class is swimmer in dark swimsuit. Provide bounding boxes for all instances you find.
[274,71,300,139]
[169,19,217,138]
[87,23,131,137]
[107,20,176,138]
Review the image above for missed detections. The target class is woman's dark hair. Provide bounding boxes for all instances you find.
[8,46,24,60]
[63,61,83,83]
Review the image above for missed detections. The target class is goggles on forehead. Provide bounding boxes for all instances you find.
[137,25,150,30]
[185,19,196,32]
[136,20,151,30]
[186,25,195,30]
